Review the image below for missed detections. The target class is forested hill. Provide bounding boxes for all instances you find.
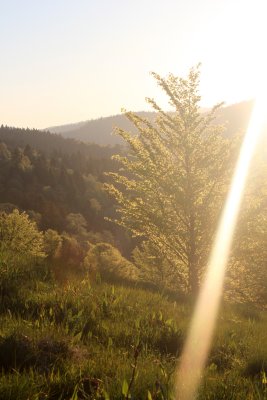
[0,125,133,254]
[0,125,121,159]
[47,100,254,146]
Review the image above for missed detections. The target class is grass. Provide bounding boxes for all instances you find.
[0,276,266,399]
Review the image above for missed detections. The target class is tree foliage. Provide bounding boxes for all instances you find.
[0,209,45,271]
[106,66,234,295]
[43,229,62,259]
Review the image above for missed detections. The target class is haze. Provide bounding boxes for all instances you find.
[0,0,265,129]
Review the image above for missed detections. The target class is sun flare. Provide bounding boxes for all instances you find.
[175,90,267,400]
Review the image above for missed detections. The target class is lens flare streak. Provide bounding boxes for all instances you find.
[175,96,266,400]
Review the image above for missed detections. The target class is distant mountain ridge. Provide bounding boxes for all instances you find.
[46,112,157,146]
[46,101,254,146]
[47,120,88,134]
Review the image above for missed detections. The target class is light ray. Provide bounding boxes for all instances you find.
[175,92,267,400]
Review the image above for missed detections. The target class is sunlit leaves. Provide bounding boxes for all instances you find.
[0,209,45,271]
[105,66,233,294]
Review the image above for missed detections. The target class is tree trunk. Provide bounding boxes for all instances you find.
[188,258,199,297]
[188,214,199,297]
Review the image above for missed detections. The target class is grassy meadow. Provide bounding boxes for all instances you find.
[0,272,266,400]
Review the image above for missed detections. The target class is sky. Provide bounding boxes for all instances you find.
[0,0,266,129]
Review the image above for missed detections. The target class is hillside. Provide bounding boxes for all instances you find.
[47,112,157,146]
[0,125,134,256]
[1,103,266,400]
[47,101,254,146]
[214,100,254,137]
[0,277,266,400]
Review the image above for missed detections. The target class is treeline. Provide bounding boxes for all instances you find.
[0,125,121,159]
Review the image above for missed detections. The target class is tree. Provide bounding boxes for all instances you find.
[58,233,85,269]
[105,66,233,295]
[0,209,45,271]
[132,241,182,292]
[43,229,62,260]
[65,213,88,238]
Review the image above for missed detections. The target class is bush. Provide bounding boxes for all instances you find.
[0,209,45,271]
[0,210,45,300]
[83,242,139,283]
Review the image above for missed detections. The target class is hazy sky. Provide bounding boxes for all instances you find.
[0,0,265,129]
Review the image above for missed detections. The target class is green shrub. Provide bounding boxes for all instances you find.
[83,242,140,284]
[0,209,45,270]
